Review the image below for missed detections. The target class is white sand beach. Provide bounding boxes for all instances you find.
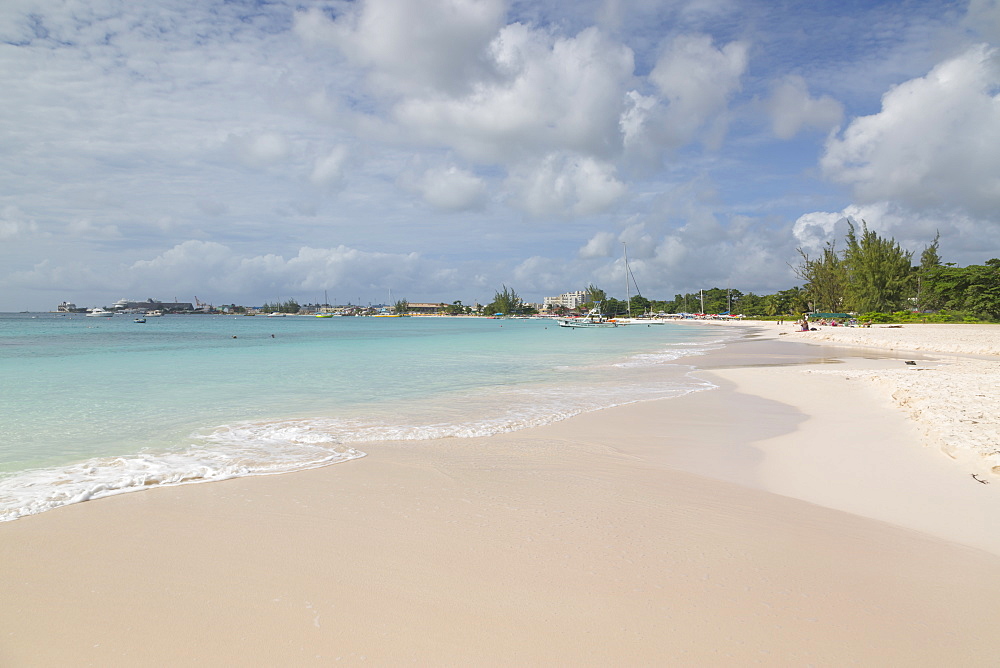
[2,323,999,665]
[774,322,1000,475]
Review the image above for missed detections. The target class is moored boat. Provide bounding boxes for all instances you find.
[558,306,618,328]
[85,308,114,317]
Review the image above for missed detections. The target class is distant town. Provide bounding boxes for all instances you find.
[52,241,1000,325]
[43,287,832,320]
[56,292,609,317]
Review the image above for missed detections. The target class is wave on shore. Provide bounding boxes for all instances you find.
[0,341,727,522]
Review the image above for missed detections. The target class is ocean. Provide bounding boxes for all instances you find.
[0,313,738,521]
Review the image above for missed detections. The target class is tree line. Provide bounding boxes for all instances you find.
[261,299,301,313]
[794,221,999,321]
[484,221,1000,322]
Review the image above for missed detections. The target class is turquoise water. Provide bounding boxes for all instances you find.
[0,313,738,520]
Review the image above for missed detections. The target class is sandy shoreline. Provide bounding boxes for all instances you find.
[2,323,999,665]
[760,322,1000,475]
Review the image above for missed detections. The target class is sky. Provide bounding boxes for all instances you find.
[2,0,1000,311]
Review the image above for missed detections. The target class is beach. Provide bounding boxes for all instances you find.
[765,321,1000,477]
[2,323,1000,665]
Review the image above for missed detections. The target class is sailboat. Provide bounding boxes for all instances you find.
[316,290,334,317]
[619,242,665,325]
[373,287,405,316]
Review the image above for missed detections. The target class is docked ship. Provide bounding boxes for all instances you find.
[113,298,194,313]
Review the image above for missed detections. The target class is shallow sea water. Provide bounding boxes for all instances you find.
[0,312,739,520]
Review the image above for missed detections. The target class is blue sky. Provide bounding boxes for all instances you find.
[2,0,999,310]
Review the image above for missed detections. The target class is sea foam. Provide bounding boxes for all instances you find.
[0,440,364,522]
[0,314,739,522]
[0,366,715,522]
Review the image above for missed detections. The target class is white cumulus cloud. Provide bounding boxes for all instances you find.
[224,132,292,169]
[310,146,350,189]
[507,153,626,217]
[121,241,483,305]
[293,0,505,96]
[579,231,616,258]
[392,24,636,164]
[411,165,489,211]
[649,33,749,148]
[821,44,1000,218]
[792,202,1000,260]
[0,206,40,240]
[766,75,844,139]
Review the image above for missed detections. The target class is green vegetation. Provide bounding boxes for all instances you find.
[485,285,524,315]
[787,222,1000,322]
[601,297,625,316]
[441,300,471,315]
[393,299,409,315]
[914,232,942,311]
[582,284,607,311]
[921,259,1000,320]
[647,288,750,315]
[261,299,300,314]
[842,221,914,313]
[795,242,845,313]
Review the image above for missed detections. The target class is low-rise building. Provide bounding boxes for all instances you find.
[407,302,445,314]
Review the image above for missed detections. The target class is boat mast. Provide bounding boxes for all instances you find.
[623,242,630,318]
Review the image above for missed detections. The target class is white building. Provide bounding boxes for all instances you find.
[544,291,588,310]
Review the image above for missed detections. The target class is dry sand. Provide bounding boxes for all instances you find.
[2,323,999,666]
[770,322,1000,475]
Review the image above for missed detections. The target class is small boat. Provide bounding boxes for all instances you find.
[86,308,114,317]
[266,312,287,317]
[146,310,163,317]
[134,317,146,323]
[315,313,333,318]
[558,306,618,328]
